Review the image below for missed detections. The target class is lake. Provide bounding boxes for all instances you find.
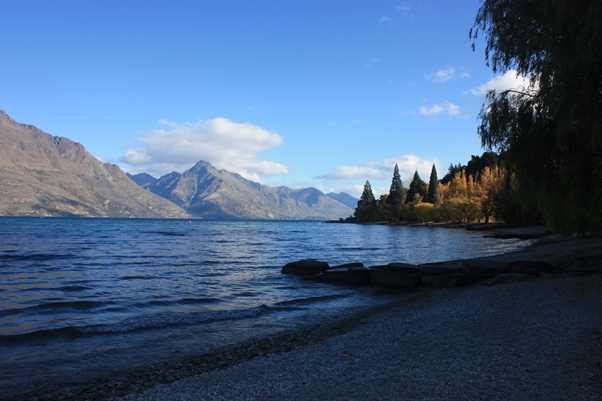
[0,217,531,398]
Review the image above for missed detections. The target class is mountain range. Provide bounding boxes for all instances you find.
[127,161,354,220]
[0,110,356,219]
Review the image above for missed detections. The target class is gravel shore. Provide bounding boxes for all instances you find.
[114,272,602,400]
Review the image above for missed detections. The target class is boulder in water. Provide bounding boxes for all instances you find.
[282,259,330,276]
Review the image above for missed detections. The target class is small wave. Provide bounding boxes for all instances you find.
[339,246,381,251]
[56,285,92,292]
[132,297,220,309]
[77,305,273,334]
[0,326,80,344]
[28,300,106,311]
[142,231,186,237]
[0,253,76,261]
[273,294,348,308]
[0,300,107,318]
[119,275,154,280]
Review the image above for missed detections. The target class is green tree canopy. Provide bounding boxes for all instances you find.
[386,163,406,206]
[470,0,602,233]
[406,171,428,203]
[357,180,376,207]
[426,164,441,204]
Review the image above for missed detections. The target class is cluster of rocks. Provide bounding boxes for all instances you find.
[281,255,600,290]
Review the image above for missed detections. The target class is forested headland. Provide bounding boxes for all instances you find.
[351,152,508,225]
[351,0,602,235]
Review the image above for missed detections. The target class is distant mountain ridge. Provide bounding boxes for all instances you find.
[325,192,359,209]
[128,162,356,220]
[0,110,190,218]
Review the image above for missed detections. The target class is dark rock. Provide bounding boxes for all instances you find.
[508,261,554,275]
[420,261,465,276]
[304,268,372,285]
[282,259,330,276]
[463,259,510,277]
[370,269,421,290]
[422,273,480,288]
[482,273,536,286]
[371,263,422,273]
[330,262,364,269]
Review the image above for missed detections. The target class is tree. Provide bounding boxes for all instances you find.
[441,163,465,185]
[470,0,602,233]
[357,180,376,207]
[406,171,428,203]
[426,164,441,204]
[386,164,406,207]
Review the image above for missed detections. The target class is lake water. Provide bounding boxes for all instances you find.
[0,217,531,398]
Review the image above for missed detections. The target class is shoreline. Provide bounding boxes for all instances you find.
[12,235,602,400]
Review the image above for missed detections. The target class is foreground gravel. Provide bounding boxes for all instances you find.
[117,273,602,400]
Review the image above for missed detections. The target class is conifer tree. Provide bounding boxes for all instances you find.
[386,164,405,206]
[406,171,428,203]
[426,164,441,204]
[357,180,376,207]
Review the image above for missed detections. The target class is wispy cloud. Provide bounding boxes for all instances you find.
[316,166,386,182]
[365,57,380,67]
[247,106,264,115]
[465,70,531,102]
[395,2,412,16]
[381,2,413,25]
[120,118,289,181]
[420,101,472,118]
[425,67,471,83]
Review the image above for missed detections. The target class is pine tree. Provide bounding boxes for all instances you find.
[357,180,376,207]
[406,171,428,203]
[426,164,441,204]
[386,164,405,206]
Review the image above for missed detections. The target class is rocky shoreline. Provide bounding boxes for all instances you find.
[282,233,602,291]
[10,235,602,400]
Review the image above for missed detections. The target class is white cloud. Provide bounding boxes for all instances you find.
[425,67,471,83]
[365,57,379,67]
[465,70,531,102]
[316,166,387,182]
[395,2,412,15]
[367,155,441,180]
[120,118,289,180]
[425,68,456,83]
[380,16,392,23]
[316,155,441,187]
[420,101,472,118]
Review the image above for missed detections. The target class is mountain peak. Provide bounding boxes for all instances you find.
[138,161,354,220]
[0,110,190,218]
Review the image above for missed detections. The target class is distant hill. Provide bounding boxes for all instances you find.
[138,160,354,220]
[326,192,358,209]
[0,110,190,218]
[127,172,157,187]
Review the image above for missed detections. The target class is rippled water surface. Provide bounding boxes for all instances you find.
[0,217,530,397]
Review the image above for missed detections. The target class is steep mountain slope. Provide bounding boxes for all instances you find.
[0,110,190,218]
[326,192,359,209]
[126,172,157,187]
[142,161,354,220]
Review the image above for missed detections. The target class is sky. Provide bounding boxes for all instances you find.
[0,0,529,198]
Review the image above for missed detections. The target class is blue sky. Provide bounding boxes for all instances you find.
[0,1,528,198]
